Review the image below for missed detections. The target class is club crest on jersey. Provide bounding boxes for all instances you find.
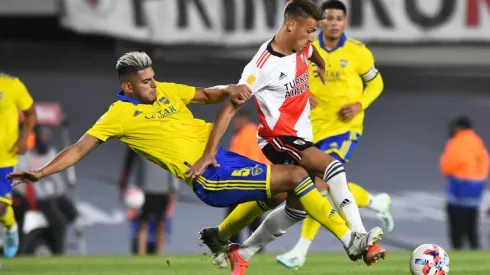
[159,97,170,104]
[340,59,348,68]
[293,139,306,145]
[251,166,264,176]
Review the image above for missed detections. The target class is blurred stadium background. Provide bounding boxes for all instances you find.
[1,0,490,258]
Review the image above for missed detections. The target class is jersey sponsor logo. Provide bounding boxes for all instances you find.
[325,70,341,82]
[159,96,170,104]
[133,110,142,117]
[284,71,309,99]
[144,106,177,120]
[279,72,287,80]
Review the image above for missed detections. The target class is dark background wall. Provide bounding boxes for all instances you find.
[2,15,490,255]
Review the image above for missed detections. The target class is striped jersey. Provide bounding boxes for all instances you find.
[239,39,313,148]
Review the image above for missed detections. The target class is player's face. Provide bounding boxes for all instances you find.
[321,9,347,40]
[129,67,157,104]
[291,17,318,52]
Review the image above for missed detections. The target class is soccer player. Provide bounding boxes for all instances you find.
[190,0,385,273]
[0,72,37,258]
[275,0,394,269]
[8,52,376,264]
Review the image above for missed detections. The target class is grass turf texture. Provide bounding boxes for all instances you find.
[0,251,488,274]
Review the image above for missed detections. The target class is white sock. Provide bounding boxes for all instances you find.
[291,237,312,257]
[324,160,366,233]
[339,230,353,247]
[238,205,307,261]
[366,194,384,213]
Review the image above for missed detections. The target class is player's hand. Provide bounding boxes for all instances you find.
[341,102,362,119]
[309,95,318,109]
[10,138,28,155]
[7,170,44,186]
[228,84,252,105]
[186,154,220,180]
[313,66,326,85]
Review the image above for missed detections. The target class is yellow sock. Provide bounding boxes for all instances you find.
[301,216,322,240]
[348,182,371,208]
[218,201,267,237]
[294,177,349,239]
[0,205,16,231]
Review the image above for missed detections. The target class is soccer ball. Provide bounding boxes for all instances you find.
[409,244,450,275]
[123,186,145,210]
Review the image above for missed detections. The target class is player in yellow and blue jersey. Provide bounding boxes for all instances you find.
[0,73,37,258]
[8,52,381,266]
[276,1,394,269]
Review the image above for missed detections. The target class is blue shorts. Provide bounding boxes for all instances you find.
[315,131,361,163]
[0,166,13,205]
[193,149,271,208]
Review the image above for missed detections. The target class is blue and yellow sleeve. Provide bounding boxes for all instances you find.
[357,46,383,109]
[86,104,123,142]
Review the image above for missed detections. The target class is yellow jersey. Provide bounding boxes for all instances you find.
[0,74,34,167]
[86,82,212,186]
[310,33,380,143]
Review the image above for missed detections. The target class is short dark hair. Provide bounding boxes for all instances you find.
[116,51,153,81]
[284,0,324,21]
[321,0,347,15]
[450,116,472,129]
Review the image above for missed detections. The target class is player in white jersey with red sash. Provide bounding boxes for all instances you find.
[189,1,387,274]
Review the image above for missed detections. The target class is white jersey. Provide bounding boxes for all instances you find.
[239,39,313,148]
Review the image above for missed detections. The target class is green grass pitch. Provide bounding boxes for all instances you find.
[1,250,488,274]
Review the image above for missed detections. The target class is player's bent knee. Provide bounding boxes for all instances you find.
[266,192,288,209]
[288,165,309,185]
[269,164,308,194]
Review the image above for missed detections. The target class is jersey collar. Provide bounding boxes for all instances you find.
[267,37,286,57]
[318,32,347,53]
[117,91,141,105]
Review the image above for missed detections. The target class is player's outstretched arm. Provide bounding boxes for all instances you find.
[8,134,102,185]
[15,104,37,154]
[309,44,326,85]
[191,85,251,105]
[190,86,231,104]
[186,95,248,179]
